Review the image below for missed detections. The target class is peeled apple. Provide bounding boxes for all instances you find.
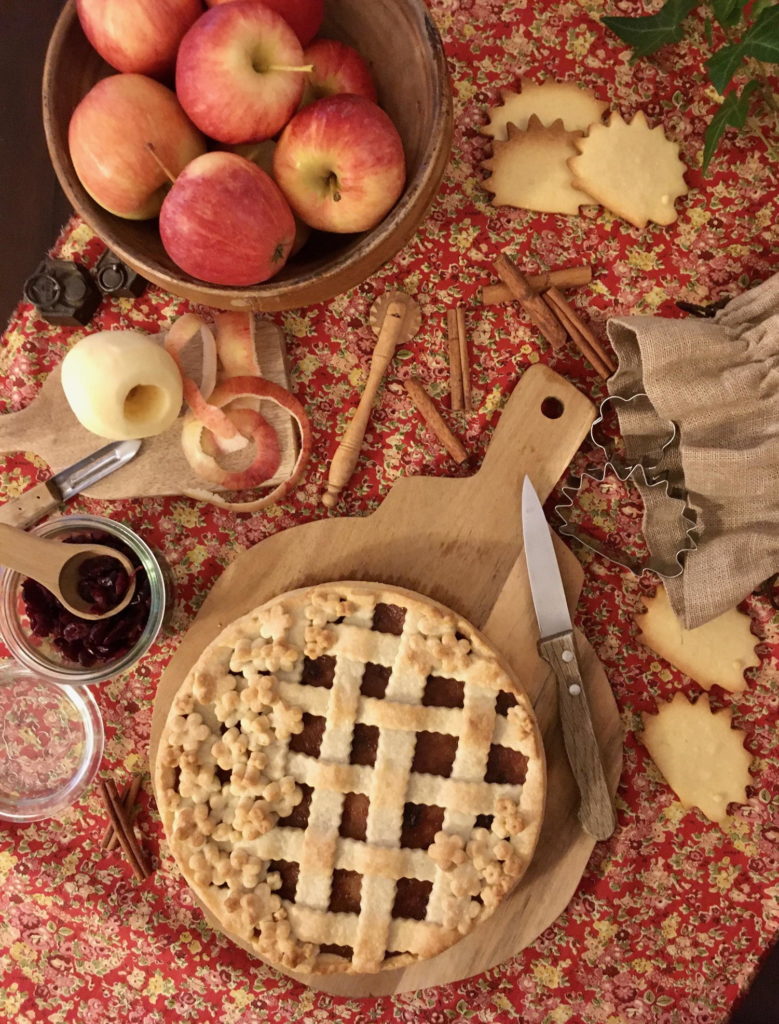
[61,330,183,439]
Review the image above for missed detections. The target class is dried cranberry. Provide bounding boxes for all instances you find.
[61,621,89,642]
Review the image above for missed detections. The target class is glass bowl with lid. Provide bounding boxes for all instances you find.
[0,514,170,686]
[0,662,104,822]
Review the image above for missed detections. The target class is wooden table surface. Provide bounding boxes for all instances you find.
[0,1,776,1020]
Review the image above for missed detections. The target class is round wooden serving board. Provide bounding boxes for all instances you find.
[150,364,623,996]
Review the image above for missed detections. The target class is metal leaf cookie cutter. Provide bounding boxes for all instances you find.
[555,394,699,578]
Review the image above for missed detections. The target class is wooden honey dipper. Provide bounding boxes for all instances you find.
[322,291,421,508]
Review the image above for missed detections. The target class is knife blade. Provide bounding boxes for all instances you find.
[522,475,616,840]
[0,440,142,529]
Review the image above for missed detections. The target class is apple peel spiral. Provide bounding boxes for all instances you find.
[165,312,312,510]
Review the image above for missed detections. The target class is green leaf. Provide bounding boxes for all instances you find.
[707,41,748,91]
[742,4,779,62]
[704,16,714,44]
[751,0,775,19]
[602,0,700,59]
[711,0,745,27]
[701,80,760,171]
[708,5,779,91]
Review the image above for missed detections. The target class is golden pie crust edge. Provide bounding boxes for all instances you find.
[154,582,546,976]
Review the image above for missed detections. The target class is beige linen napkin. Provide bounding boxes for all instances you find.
[606,273,779,629]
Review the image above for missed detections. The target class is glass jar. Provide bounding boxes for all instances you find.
[0,514,170,686]
[0,663,104,821]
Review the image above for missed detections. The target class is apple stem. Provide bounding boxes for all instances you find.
[146,142,177,184]
[327,173,342,203]
[267,63,314,73]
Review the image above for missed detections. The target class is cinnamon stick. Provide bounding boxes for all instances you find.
[544,286,617,379]
[101,773,142,851]
[405,377,469,464]
[542,293,609,379]
[482,265,592,305]
[456,308,472,412]
[98,778,151,881]
[446,308,463,410]
[493,255,567,350]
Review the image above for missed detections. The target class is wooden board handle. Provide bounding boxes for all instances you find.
[538,630,617,840]
[473,364,595,502]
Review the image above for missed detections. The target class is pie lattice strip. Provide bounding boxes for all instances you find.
[278,679,535,751]
[427,670,499,921]
[353,625,428,971]
[278,681,461,734]
[286,750,524,815]
[294,652,362,910]
[279,680,506,739]
[240,829,438,883]
[287,903,445,957]
[326,622,402,668]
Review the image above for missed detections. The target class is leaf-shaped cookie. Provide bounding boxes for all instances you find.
[641,692,752,826]
[482,79,608,141]
[635,584,759,693]
[482,116,594,215]
[568,110,688,228]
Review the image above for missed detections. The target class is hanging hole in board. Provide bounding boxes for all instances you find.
[541,396,564,420]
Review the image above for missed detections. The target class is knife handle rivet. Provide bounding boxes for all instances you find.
[562,650,574,663]
[568,683,581,696]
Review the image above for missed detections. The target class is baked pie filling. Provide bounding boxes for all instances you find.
[155,584,545,974]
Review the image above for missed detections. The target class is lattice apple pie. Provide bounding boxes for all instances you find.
[155,583,545,974]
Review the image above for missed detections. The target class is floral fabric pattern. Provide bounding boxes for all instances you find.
[1,2,778,1022]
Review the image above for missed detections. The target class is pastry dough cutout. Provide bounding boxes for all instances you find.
[641,692,752,825]
[482,79,608,141]
[482,116,594,215]
[635,585,759,693]
[568,110,688,228]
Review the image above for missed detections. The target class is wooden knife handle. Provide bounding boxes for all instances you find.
[0,482,62,529]
[538,630,617,841]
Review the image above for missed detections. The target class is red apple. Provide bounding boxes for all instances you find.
[68,74,206,219]
[226,140,311,255]
[176,2,309,144]
[204,0,323,46]
[272,94,406,233]
[159,151,296,285]
[75,0,203,78]
[301,38,377,106]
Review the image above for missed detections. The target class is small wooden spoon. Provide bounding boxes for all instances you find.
[0,523,136,621]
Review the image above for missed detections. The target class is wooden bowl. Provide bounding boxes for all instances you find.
[43,0,452,312]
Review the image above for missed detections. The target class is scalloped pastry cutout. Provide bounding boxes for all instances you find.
[482,79,609,141]
[568,110,688,228]
[482,116,594,215]
[635,585,759,693]
[641,693,752,826]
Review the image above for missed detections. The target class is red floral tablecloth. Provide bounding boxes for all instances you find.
[1,2,778,1022]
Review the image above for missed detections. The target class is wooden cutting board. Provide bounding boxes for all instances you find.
[0,318,297,501]
[149,363,623,997]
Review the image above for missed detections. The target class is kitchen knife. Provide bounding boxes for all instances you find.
[521,475,616,840]
[0,439,142,529]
